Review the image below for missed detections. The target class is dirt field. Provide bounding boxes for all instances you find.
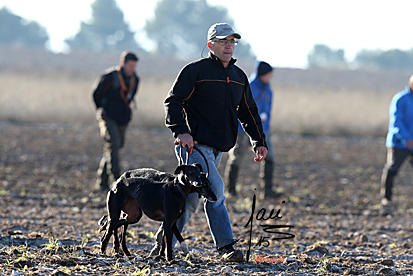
[1,121,413,275]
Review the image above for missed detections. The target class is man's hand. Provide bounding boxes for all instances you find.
[406,139,413,149]
[254,146,268,162]
[176,133,194,149]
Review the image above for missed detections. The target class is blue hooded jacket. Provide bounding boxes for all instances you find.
[249,76,272,133]
[386,86,413,150]
[238,64,273,133]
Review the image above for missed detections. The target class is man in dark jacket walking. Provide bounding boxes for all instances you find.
[150,23,267,262]
[92,51,139,191]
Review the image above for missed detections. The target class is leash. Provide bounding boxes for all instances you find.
[192,145,210,178]
[176,141,210,178]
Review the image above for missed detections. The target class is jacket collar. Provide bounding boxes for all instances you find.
[174,177,188,199]
[208,52,237,68]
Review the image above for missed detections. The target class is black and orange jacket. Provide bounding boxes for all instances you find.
[164,53,267,152]
[92,67,139,125]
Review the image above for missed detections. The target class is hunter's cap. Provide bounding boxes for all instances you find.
[207,23,241,41]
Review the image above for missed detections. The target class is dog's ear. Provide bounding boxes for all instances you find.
[174,165,185,174]
[194,163,203,173]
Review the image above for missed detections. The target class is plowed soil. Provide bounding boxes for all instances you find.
[1,121,413,275]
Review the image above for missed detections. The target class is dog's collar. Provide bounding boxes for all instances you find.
[178,175,185,186]
[176,179,188,199]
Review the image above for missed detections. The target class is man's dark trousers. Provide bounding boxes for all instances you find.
[96,116,127,190]
[381,148,413,201]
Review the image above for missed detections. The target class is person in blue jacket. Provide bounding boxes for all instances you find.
[225,61,279,198]
[380,74,413,215]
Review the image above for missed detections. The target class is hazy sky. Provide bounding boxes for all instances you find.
[0,0,412,68]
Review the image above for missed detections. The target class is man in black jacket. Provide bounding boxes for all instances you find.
[92,51,139,191]
[150,23,267,262]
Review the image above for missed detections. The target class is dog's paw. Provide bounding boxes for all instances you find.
[152,255,163,262]
[180,241,189,256]
[167,258,178,264]
[114,252,123,259]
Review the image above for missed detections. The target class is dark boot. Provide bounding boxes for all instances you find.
[226,164,239,196]
[107,149,121,184]
[381,172,395,201]
[95,157,109,191]
[260,159,280,198]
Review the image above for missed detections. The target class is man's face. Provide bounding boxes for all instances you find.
[208,34,236,64]
[259,71,273,84]
[122,60,137,77]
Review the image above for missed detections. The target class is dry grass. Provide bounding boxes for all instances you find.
[0,47,410,137]
[273,85,393,136]
[0,70,172,128]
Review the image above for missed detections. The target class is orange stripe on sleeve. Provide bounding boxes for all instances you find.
[183,86,196,101]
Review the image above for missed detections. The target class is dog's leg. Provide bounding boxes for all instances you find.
[172,222,189,256]
[163,221,174,261]
[114,212,127,255]
[113,226,120,254]
[159,226,166,258]
[101,190,122,255]
[119,209,142,256]
[119,224,130,256]
[101,219,114,254]
[98,215,108,233]
[118,212,128,256]
[112,219,128,254]
[117,198,142,256]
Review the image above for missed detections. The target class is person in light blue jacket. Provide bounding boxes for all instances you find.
[380,74,413,215]
[225,61,279,198]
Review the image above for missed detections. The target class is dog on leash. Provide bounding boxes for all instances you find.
[98,163,217,261]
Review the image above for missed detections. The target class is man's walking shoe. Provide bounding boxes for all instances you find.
[218,244,243,262]
[379,198,395,216]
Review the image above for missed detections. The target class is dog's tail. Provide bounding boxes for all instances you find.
[98,214,108,233]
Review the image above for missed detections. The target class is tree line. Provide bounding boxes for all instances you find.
[0,0,254,61]
[308,44,413,70]
[1,0,412,70]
